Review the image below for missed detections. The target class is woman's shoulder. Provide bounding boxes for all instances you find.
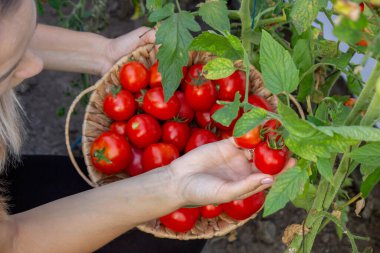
[0,196,7,220]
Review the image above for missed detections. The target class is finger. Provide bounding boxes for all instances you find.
[235,185,270,200]
[220,173,273,202]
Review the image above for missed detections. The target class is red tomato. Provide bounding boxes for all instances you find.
[90,131,132,174]
[181,64,203,91]
[142,87,181,120]
[119,61,149,93]
[142,143,179,172]
[149,62,162,88]
[220,129,233,139]
[134,90,145,109]
[253,142,288,175]
[185,129,219,153]
[234,126,262,149]
[360,2,365,12]
[262,119,282,142]
[175,91,194,123]
[222,191,265,220]
[103,89,136,121]
[214,70,246,102]
[125,147,144,177]
[195,111,213,129]
[109,121,129,137]
[344,97,357,108]
[248,94,273,112]
[160,208,200,233]
[356,39,368,47]
[162,121,190,152]
[184,64,218,112]
[201,204,223,219]
[126,114,161,149]
[210,104,242,131]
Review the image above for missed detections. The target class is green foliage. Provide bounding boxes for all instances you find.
[263,166,309,216]
[203,58,237,80]
[259,30,300,95]
[290,0,327,34]
[156,12,200,100]
[211,94,241,127]
[198,0,230,33]
[233,107,268,137]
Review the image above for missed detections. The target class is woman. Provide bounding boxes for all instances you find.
[0,0,294,252]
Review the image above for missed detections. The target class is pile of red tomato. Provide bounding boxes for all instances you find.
[90,59,288,233]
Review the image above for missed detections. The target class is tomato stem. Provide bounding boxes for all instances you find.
[94,147,111,164]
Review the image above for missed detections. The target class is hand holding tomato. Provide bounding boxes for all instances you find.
[169,138,294,206]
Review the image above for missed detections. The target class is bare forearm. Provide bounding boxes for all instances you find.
[30,24,110,75]
[9,167,181,253]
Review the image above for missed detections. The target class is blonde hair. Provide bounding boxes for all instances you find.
[0,89,25,173]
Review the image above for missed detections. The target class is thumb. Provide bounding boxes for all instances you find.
[220,173,273,202]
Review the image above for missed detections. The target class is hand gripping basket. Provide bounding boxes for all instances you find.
[65,43,277,240]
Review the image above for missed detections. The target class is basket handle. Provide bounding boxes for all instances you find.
[65,84,99,188]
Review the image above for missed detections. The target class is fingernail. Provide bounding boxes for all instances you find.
[261,178,273,184]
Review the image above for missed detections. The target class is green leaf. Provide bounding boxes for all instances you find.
[361,167,380,198]
[148,3,174,22]
[264,167,309,216]
[285,133,357,162]
[315,102,329,122]
[233,107,268,137]
[349,143,380,167]
[347,74,363,97]
[318,126,380,142]
[315,40,339,58]
[293,39,314,101]
[146,0,163,11]
[212,94,241,127]
[316,157,334,185]
[36,0,45,16]
[189,32,244,61]
[156,12,200,100]
[198,0,230,32]
[203,58,237,80]
[323,50,355,71]
[369,31,380,59]
[48,0,62,10]
[292,182,317,211]
[290,0,322,34]
[361,165,378,180]
[333,15,368,44]
[259,30,300,94]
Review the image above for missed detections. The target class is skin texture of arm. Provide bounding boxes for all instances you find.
[30,24,156,76]
[0,138,291,253]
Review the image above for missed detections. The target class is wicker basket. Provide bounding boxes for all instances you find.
[65,43,277,240]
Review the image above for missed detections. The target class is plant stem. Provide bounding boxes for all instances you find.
[345,61,380,125]
[175,0,181,12]
[239,0,252,58]
[360,78,380,126]
[257,15,287,27]
[228,10,240,21]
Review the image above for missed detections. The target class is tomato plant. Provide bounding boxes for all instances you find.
[90,131,132,175]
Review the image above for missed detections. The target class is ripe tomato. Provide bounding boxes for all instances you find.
[162,121,190,152]
[185,129,219,153]
[344,97,357,108]
[149,62,162,88]
[356,39,368,47]
[174,91,194,123]
[126,114,161,149]
[195,111,212,129]
[120,61,149,93]
[262,119,282,142]
[109,121,129,137]
[184,64,218,112]
[214,70,246,102]
[210,104,242,131]
[90,131,132,174]
[360,2,365,12]
[103,88,136,121]
[125,146,144,177]
[222,191,265,220]
[142,87,181,120]
[142,143,179,172]
[253,142,288,175]
[201,204,223,219]
[234,126,261,149]
[182,63,203,91]
[160,208,200,233]
[248,94,273,112]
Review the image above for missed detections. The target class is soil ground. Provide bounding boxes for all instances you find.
[17,2,380,253]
